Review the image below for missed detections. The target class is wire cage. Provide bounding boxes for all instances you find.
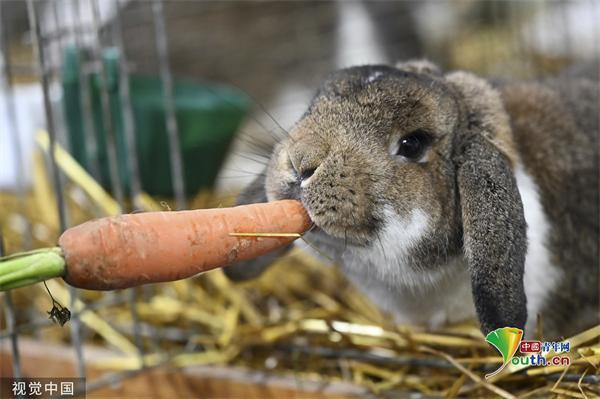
[1,1,599,398]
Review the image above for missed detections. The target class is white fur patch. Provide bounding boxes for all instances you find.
[515,165,562,336]
[366,71,384,83]
[339,206,475,328]
[342,206,432,287]
[297,169,558,333]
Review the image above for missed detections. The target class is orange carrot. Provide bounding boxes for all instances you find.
[59,200,310,290]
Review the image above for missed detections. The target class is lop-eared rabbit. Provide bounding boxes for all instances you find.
[225,60,599,338]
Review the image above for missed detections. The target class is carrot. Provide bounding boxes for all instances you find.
[0,200,310,291]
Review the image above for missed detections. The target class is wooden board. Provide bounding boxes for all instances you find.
[0,339,369,398]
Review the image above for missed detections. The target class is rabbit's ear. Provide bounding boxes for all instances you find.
[447,72,528,335]
[223,171,292,281]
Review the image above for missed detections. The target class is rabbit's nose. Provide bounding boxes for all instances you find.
[290,155,320,184]
[292,162,319,185]
[298,167,316,181]
[289,141,326,184]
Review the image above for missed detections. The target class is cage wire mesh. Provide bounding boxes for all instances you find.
[1,0,599,398]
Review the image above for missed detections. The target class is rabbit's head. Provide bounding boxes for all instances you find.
[265,61,528,334]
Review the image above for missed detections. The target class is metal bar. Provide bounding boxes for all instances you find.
[0,234,23,382]
[89,0,143,359]
[87,0,135,364]
[82,352,177,395]
[39,24,97,44]
[0,291,130,340]
[49,0,71,162]
[26,0,68,233]
[1,292,22,379]
[26,0,86,378]
[90,0,125,208]
[152,0,187,210]
[149,0,208,337]
[0,63,38,75]
[0,318,54,340]
[114,0,151,360]
[0,3,30,380]
[73,0,102,182]
[0,63,65,77]
[125,289,144,358]
[142,285,162,350]
[113,0,142,208]
[51,0,65,72]
[0,0,33,251]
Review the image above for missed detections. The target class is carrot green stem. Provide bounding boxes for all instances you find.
[0,247,66,291]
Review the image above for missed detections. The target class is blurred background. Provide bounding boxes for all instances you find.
[1,1,598,398]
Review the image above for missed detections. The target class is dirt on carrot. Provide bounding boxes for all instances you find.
[59,200,311,290]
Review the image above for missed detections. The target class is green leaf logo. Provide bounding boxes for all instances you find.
[484,327,523,379]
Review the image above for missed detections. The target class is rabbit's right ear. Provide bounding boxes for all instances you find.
[447,72,528,335]
[223,171,292,281]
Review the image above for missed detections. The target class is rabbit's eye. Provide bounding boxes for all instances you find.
[395,130,432,160]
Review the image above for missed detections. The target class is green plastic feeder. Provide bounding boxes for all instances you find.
[61,45,249,196]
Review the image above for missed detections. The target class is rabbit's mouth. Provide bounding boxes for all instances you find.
[268,178,380,246]
[266,148,381,246]
[299,199,379,247]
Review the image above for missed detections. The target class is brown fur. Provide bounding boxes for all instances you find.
[501,77,600,337]
[225,62,599,337]
[266,66,460,248]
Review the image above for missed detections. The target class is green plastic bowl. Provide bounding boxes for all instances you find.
[61,45,249,196]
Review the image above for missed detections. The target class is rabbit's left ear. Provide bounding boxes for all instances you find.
[446,71,528,335]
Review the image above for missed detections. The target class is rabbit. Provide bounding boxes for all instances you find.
[224,60,599,339]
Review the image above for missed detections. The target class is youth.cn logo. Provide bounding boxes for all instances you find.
[484,327,571,380]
